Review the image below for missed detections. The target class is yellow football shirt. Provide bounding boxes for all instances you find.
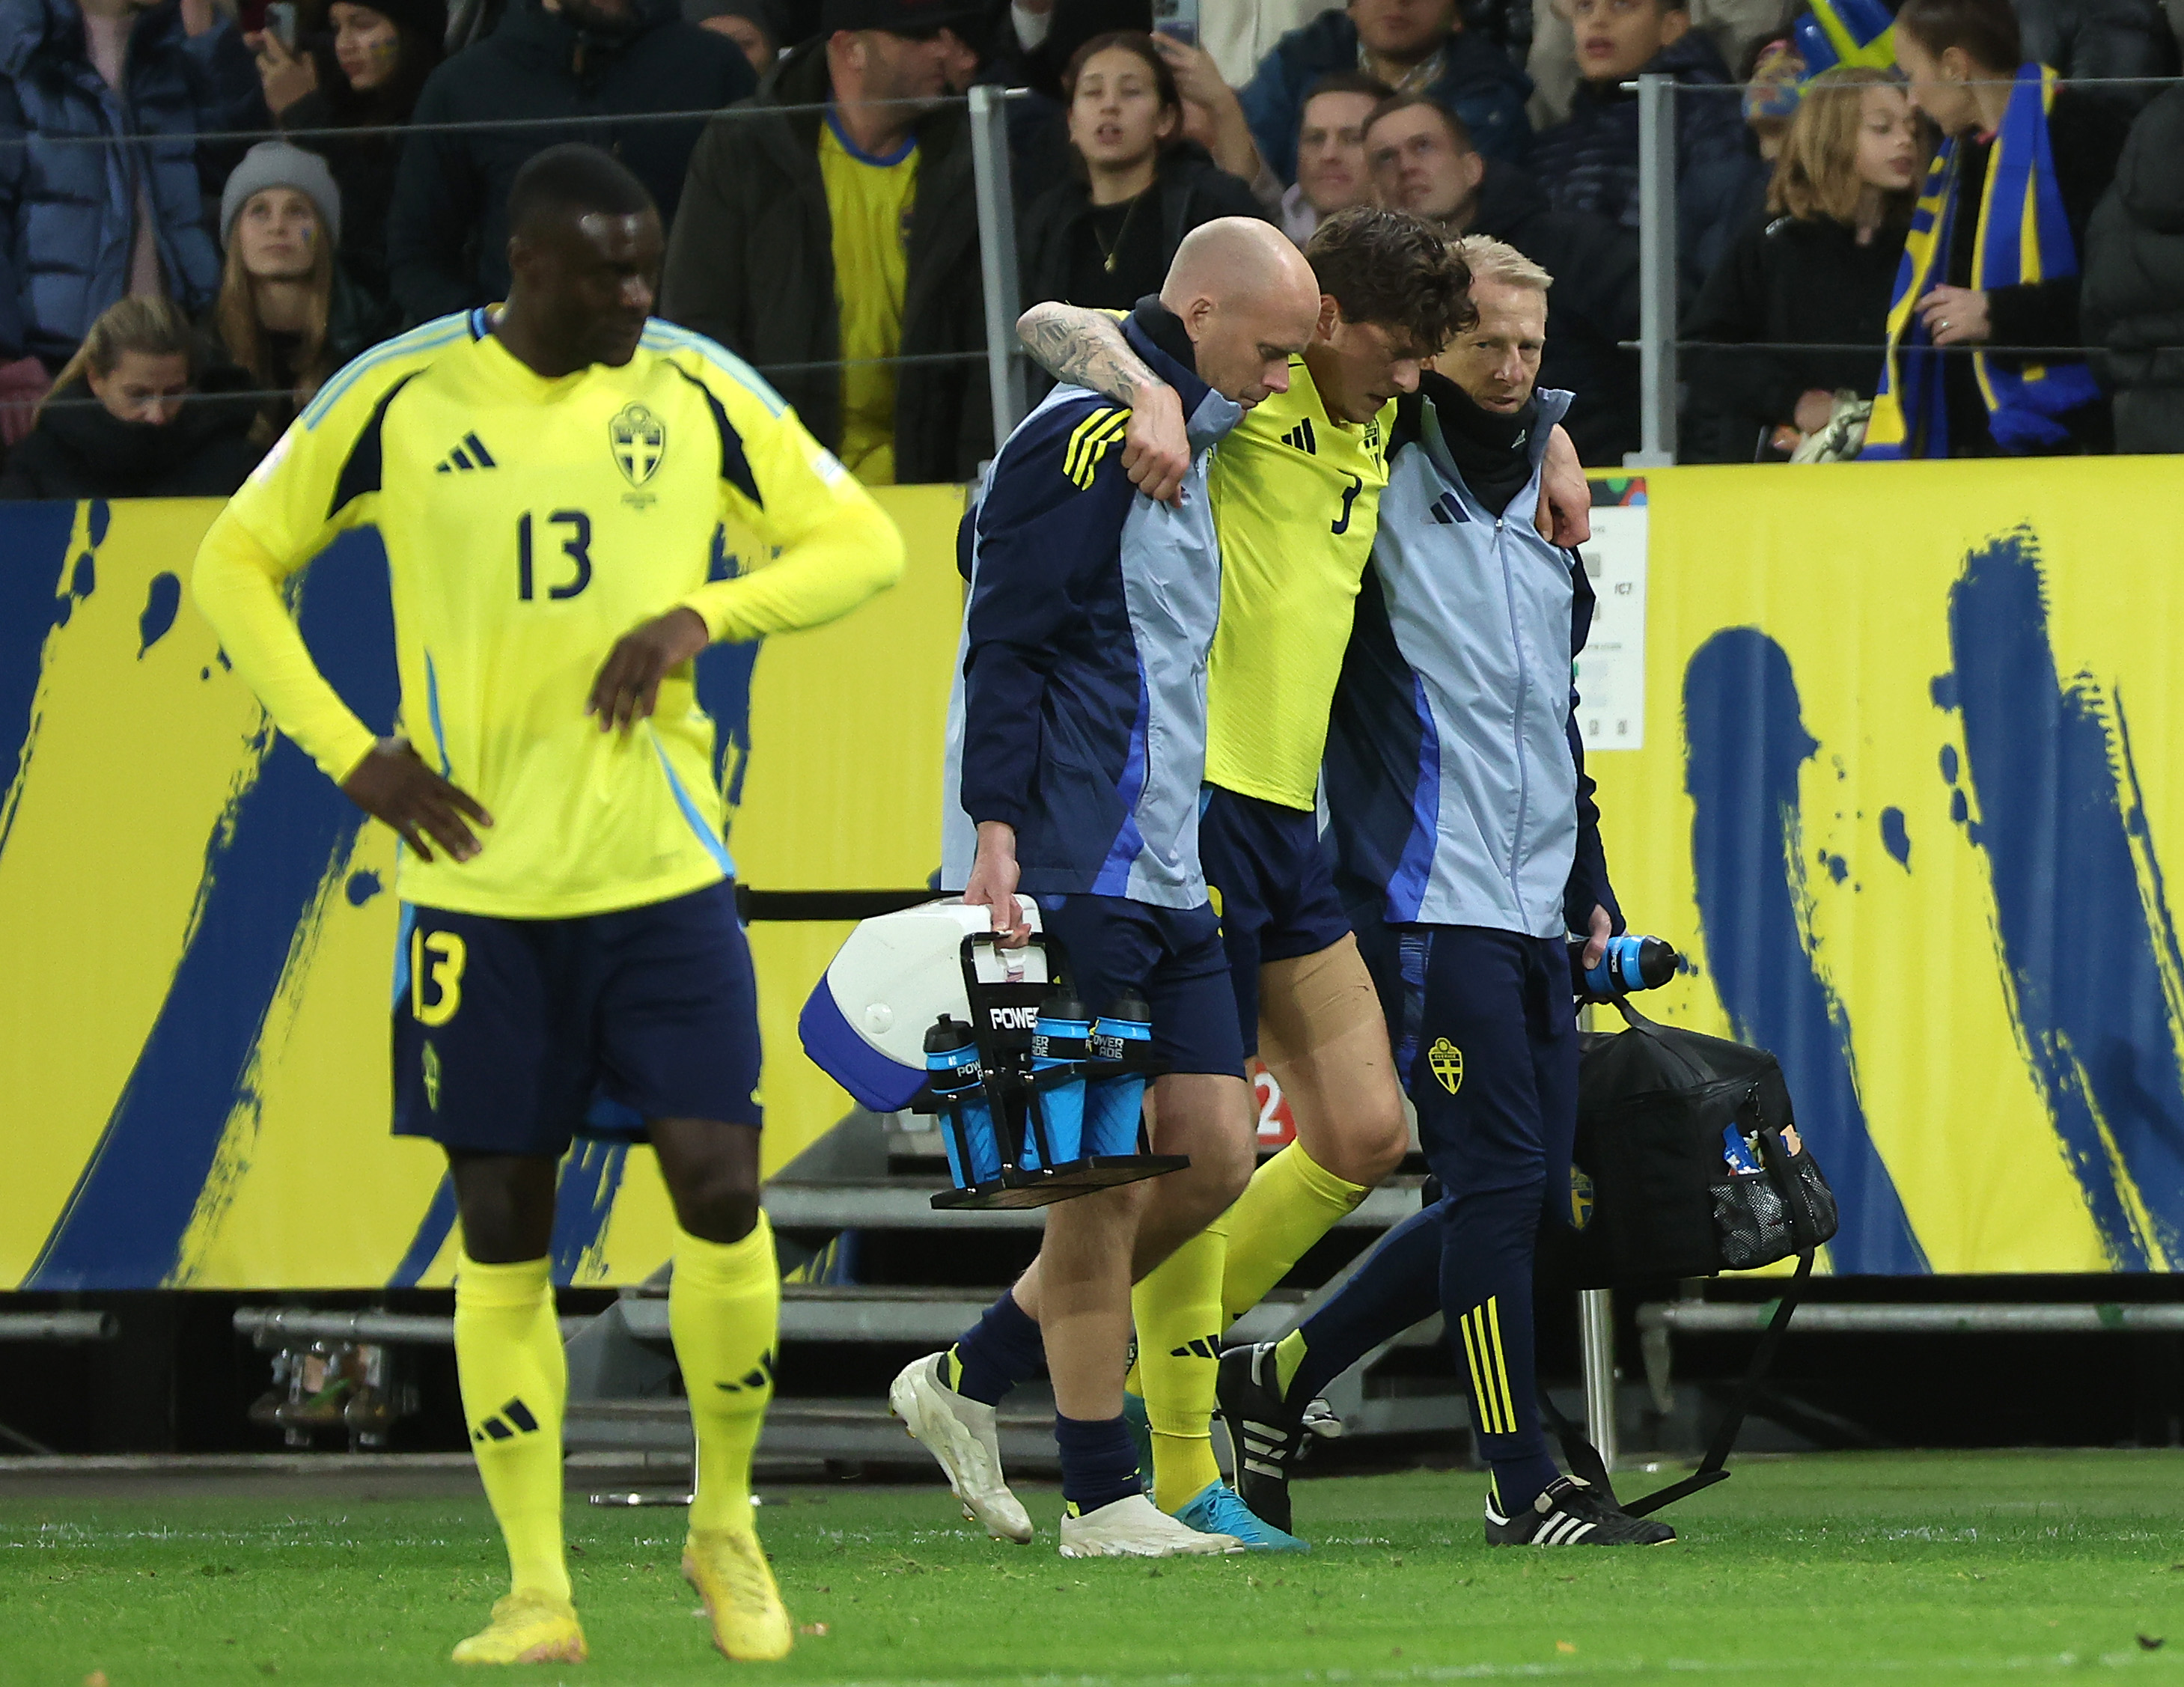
[193,311,903,920]
[1204,358,1394,811]
[820,115,918,486]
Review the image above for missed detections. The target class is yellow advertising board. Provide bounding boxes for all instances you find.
[4,456,2179,1287]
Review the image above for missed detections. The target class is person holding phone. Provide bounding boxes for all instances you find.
[249,0,448,320]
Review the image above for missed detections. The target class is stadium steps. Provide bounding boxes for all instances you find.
[559,1108,1469,1467]
[566,1394,1068,1468]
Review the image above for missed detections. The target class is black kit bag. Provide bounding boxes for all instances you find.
[1540,997,1838,1516]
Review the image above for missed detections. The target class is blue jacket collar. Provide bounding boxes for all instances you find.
[1123,301,1241,452]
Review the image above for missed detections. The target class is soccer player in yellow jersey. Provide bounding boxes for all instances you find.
[1010,208,1589,1543]
[191,146,903,1664]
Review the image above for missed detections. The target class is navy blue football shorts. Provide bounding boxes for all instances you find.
[391,879,763,1157]
[1198,784,1354,1053]
[1034,893,1246,1079]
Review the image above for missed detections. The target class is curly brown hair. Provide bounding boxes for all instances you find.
[1303,206,1477,354]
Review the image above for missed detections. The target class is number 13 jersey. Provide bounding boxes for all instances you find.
[206,308,894,920]
[1203,356,1393,814]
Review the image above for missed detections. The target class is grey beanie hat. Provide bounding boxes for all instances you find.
[219,141,343,250]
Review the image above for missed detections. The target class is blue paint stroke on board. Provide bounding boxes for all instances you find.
[27,529,399,1289]
[0,502,94,856]
[696,523,761,820]
[1684,629,1929,1274]
[1942,531,2184,1269]
[137,572,181,656]
[1879,808,1911,868]
[550,1139,630,1284]
[388,1171,460,1289]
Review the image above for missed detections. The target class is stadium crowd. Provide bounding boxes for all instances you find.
[0,0,2177,494]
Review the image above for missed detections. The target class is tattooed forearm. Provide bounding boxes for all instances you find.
[1016,302,1170,409]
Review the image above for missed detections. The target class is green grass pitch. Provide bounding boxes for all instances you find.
[4,1452,2183,1685]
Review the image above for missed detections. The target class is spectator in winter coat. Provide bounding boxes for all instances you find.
[1861,0,2129,457]
[1364,91,1639,463]
[248,0,445,320]
[1239,0,1534,185]
[1684,68,1921,463]
[1019,32,1264,312]
[0,296,260,497]
[385,0,754,324]
[662,0,992,486]
[2015,0,2179,114]
[2082,84,2184,454]
[0,0,268,370]
[1528,0,1762,288]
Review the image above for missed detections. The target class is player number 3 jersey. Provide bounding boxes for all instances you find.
[1204,358,1392,812]
[195,310,902,919]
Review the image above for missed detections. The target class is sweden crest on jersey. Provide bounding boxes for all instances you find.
[611,402,667,485]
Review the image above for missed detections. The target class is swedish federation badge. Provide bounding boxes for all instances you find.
[1428,1037,1463,1094]
[610,402,666,486]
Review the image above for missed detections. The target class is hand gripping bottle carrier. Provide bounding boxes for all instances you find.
[799,899,1182,1209]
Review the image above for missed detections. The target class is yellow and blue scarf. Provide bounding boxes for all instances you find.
[1861,64,2101,459]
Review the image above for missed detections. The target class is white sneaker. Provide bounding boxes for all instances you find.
[888,1352,1034,1544]
[1058,1493,1244,1558]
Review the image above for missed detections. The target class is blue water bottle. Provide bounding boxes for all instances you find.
[1024,991,1091,1169]
[1085,992,1153,1158]
[926,1016,1001,1188]
[1572,934,1679,998]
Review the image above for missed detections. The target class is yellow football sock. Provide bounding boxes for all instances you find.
[1218,1142,1370,1325]
[671,1212,781,1534]
[454,1252,570,1603]
[1132,1221,1228,1512]
[1273,1328,1309,1397]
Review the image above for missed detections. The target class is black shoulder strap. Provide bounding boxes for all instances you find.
[1542,1251,1814,1519]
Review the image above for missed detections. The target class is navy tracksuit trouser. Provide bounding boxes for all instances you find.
[1290,923,1579,1487]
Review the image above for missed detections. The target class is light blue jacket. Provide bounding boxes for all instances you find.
[1326,380,1615,937]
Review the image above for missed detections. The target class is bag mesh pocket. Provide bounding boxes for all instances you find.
[1711,1171,1792,1269]
[1787,1151,1839,1246]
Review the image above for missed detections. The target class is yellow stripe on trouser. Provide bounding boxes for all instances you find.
[1483,1295,1519,1435]
[1457,1305,1505,1436]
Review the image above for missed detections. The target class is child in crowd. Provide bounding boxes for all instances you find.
[1684,66,1921,462]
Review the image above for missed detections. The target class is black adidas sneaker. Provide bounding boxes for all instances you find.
[1483,1475,1677,1546]
[1215,1343,1305,1534]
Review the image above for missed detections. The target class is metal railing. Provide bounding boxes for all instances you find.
[0,87,1034,461]
[1623,70,2183,465]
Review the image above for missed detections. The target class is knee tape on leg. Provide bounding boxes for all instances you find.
[1257,935,1387,1068]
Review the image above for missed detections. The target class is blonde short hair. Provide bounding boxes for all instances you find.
[1448,235,1552,294]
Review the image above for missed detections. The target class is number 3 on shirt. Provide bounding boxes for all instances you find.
[1332,473,1362,536]
[516,510,594,601]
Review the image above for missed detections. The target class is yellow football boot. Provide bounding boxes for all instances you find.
[450,1590,588,1665]
[681,1528,793,1662]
